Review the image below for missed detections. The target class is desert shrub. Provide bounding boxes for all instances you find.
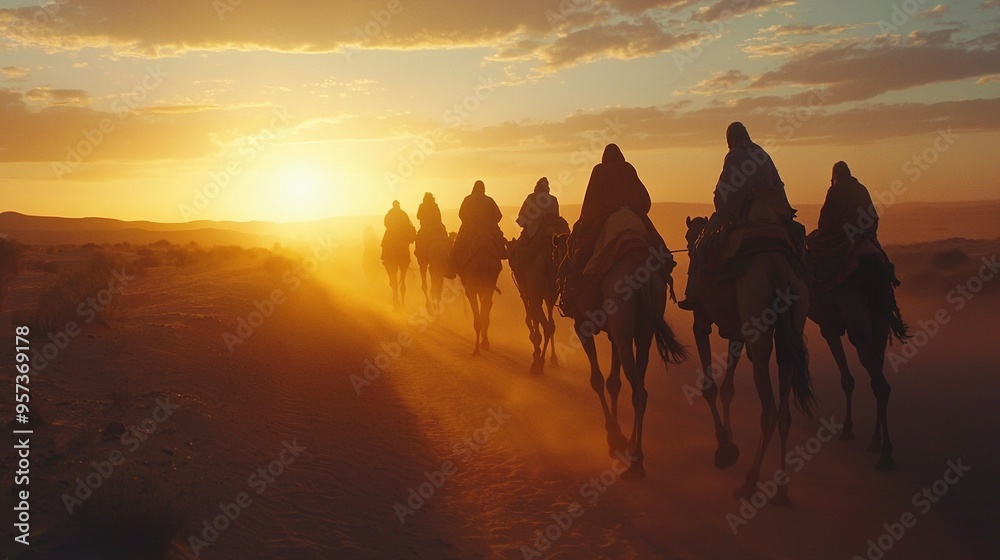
[930,248,969,270]
[35,249,122,331]
[0,239,27,310]
[166,247,192,267]
[38,261,60,274]
[263,254,293,275]
[207,245,245,261]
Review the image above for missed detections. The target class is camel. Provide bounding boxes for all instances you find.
[553,227,687,479]
[807,249,907,470]
[382,232,414,311]
[415,225,452,313]
[508,221,568,375]
[453,231,504,356]
[683,216,816,502]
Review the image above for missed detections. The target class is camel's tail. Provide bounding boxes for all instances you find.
[641,271,688,365]
[775,290,817,416]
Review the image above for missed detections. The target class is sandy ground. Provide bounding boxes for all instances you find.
[1,231,998,559]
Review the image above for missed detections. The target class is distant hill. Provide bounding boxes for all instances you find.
[1,199,997,248]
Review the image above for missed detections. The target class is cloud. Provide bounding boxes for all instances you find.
[0,88,301,165]
[25,86,90,105]
[2,66,30,81]
[756,22,854,36]
[680,69,751,94]
[751,37,1000,101]
[690,0,795,23]
[496,16,699,69]
[0,0,793,70]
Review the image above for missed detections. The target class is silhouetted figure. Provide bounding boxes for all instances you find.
[382,200,416,310]
[806,161,907,470]
[414,192,451,312]
[416,192,443,230]
[508,177,569,375]
[509,177,563,268]
[446,181,505,355]
[446,180,505,279]
[559,144,666,311]
[678,122,797,311]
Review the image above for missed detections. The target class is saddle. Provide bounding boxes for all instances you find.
[510,216,569,273]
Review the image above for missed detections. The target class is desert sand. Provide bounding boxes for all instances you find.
[1,202,998,559]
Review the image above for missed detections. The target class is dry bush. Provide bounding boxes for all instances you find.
[35,249,121,331]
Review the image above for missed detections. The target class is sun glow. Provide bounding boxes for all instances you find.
[267,162,344,222]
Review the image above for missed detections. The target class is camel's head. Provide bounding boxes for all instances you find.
[551,232,571,266]
[685,216,709,250]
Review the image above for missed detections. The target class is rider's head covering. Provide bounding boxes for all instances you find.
[602,143,626,165]
[726,122,751,149]
[392,200,400,209]
[832,161,852,182]
[534,177,549,194]
[472,180,486,194]
[423,192,435,203]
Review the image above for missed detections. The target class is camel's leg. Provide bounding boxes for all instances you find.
[580,326,626,456]
[824,332,856,440]
[627,322,654,480]
[607,337,622,423]
[542,299,557,367]
[480,291,494,351]
[721,339,743,433]
[385,264,400,309]
[718,338,743,469]
[467,289,482,356]
[735,339,777,498]
[431,265,444,309]
[837,290,893,469]
[618,337,647,480]
[872,319,893,470]
[772,340,794,506]
[399,266,407,306]
[694,314,736,468]
[419,263,429,300]
[525,298,544,375]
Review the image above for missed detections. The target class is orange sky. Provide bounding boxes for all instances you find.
[1,0,999,222]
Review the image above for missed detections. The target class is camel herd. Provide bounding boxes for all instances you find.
[376,209,904,501]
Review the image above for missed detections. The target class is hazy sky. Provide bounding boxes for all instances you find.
[1,0,999,222]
